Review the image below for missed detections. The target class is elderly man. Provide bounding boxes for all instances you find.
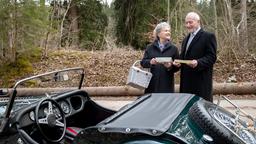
[174,12,217,102]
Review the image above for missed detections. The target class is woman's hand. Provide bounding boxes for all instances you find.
[150,58,158,65]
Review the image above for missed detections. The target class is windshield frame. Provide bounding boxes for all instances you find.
[3,67,85,119]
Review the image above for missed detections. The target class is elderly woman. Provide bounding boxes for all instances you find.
[141,22,179,93]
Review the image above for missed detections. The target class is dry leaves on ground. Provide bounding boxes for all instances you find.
[33,49,256,86]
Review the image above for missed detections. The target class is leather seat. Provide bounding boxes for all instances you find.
[65,127,83,141]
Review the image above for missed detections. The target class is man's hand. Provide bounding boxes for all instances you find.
[173,60,181,67]
[187,60,198,68]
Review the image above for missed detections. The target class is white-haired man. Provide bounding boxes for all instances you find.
[174,12,217,102]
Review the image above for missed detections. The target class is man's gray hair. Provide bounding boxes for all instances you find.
[154,22,170,38]
[186,12,200,21]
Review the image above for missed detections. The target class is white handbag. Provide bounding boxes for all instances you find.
[126,60,152,89]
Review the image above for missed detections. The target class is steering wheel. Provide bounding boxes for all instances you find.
[35,98,66,143]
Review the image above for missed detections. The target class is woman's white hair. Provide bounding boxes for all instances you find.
[185,12,200,21]
[153,22,170,39]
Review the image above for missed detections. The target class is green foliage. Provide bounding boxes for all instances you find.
[0,0,48,87]
[16,0,49,50]
[113,0,177,49]
[0,58,32,87]
[0,47,42,87]
[0,0,12,52]
[103,2,114,16]
[0,0,49,63]
[197,0,215,32]
[24,47,42,62]
[77,0,108,50]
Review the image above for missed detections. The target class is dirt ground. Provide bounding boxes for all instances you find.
[32,49,256,99]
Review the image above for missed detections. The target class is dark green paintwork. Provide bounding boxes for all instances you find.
[75,96,205,144]
[168,96,203,144]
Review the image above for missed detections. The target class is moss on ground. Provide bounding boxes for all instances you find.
[0,48,41,87]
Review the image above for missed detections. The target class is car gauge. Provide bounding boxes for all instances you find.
[29,111,35,121]
[60,101,70,114]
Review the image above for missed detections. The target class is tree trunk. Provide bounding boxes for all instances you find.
[224,0,236,37]
[8,0,17,63]
[59,0,72,48]
[239,0,248,53]
[221,0,240,62]
[42,7,55,58]
[67,0,79,48]
[213,0,219,49]
[10,82,256,97]
[40,0,45,7]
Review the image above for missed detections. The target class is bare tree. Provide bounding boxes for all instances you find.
[42,7,55,59]
[66,0,79,48]
[238,0,248,52]
[213,0,219,48]
[217,0,240,61]
[58,0,72,49]
[8,0,17,63]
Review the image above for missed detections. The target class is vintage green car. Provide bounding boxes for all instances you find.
[0,67,255,144]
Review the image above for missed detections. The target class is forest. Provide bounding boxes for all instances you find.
[0,0,256,87]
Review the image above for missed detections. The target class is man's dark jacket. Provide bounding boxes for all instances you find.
[141,40,179,93]
[180,29,217,102]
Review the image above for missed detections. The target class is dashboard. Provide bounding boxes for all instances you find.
[11,90,88,128]
[28,96,84,121]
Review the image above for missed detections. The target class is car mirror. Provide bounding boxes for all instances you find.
[0,89,9,97]
[54,72,69,82]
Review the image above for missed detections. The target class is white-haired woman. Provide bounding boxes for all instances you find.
[141,22,179,93]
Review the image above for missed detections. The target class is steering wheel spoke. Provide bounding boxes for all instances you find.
[48,101,53,114]
[56,120,65,127]
[35,98,66,143]
[38,117,48,125]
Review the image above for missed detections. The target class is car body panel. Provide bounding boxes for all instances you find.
[73,93,203,144]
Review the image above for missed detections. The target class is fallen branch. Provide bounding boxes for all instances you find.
[1,82,255,97]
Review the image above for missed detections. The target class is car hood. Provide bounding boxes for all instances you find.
[95,93,198,136]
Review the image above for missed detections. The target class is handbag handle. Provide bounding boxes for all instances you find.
[132,60,150,72]
[132,60,141,68]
